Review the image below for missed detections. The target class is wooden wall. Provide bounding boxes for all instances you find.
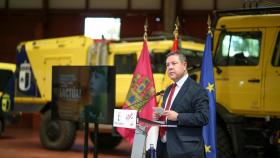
[0,13,37,62]
[0,11,212,63]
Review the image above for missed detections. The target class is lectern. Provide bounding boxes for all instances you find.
[114,109,177,158]
[130,117,177,158]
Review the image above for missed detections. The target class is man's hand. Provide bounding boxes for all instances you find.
[153,112,161,121]
[153,107,164,120]
[163,110,178,121]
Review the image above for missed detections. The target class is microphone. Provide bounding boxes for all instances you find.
[155,90,165,96]
[125,90,165,109]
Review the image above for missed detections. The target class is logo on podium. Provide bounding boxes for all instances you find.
[113,109,137,129]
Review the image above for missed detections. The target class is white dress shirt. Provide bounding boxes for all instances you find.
[161,73,188,142]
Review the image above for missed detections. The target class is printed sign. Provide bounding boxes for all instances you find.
[113,109,137,129]
[52,66,115,124]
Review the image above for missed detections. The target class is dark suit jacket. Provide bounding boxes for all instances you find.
[157,77,209,158]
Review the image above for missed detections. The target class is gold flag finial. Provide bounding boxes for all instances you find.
[144,18,148,40]
[174,16,179,40]
[207,15,212,36]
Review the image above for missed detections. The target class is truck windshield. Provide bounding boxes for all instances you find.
[181,48,203,70]
[150,49,203,73]
[114,53,137,74]
[215,31,262,66]
[0,70,13,91]
[150,51,168,73]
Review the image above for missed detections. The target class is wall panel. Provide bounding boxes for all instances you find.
[46,14,84,38]
[180,11,211,40]
[0,15,41,62]
[217,0,243,9]
[131,0,161,10]
[9,0,42,9]
[90,0,127,9]
[0,0,5,8]
[120,16,163,38]
[49,0,85,9]
[182,0,213,10]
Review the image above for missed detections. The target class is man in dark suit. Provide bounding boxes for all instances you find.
[154,52,209,158]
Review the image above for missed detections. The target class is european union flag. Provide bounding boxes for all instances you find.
[200,32,217,158]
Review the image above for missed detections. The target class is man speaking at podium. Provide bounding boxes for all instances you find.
[154,52,209,158]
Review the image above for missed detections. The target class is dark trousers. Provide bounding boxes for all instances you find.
[156,140,169,158]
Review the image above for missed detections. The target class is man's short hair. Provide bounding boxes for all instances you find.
[166,52,187,63]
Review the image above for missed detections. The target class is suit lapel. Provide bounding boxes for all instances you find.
[162,85,172,108]
[171,77,191,110]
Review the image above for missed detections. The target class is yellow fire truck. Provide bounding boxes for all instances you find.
[204,6,280,158]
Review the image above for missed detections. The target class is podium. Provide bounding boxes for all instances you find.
[131,117,177,158]
[131,124,148,158]
[113,109,177,158]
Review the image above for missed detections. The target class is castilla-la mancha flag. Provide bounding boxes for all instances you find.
[117,40,157,145]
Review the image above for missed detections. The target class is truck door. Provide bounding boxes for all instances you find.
[264,30,280,114]
[214,29,263,113]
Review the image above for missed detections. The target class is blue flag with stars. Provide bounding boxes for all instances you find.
[200,32,217,158]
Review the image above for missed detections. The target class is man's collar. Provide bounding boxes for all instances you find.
[175,73,188,88]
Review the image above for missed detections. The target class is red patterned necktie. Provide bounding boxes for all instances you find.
[159,83,177,139]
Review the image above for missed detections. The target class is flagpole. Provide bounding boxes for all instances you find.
[144,18,148,41]
[207,15,213,36]
[174,16,179,40]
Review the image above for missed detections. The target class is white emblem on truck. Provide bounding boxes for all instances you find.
[19,60,31,91]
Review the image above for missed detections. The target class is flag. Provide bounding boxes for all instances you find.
[117,40,157,145]
[171,38,178,52]
[200,33,217,158]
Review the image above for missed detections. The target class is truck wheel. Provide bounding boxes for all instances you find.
[217,124,234,158]
[39,111,76,150]
[90,132,122,150]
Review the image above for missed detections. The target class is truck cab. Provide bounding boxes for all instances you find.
[212,7,280,158]
[0,62,16,136]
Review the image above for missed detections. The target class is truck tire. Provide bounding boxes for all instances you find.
[217,124,234,158]
[39,111,76,150]
[90,132,122,150]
